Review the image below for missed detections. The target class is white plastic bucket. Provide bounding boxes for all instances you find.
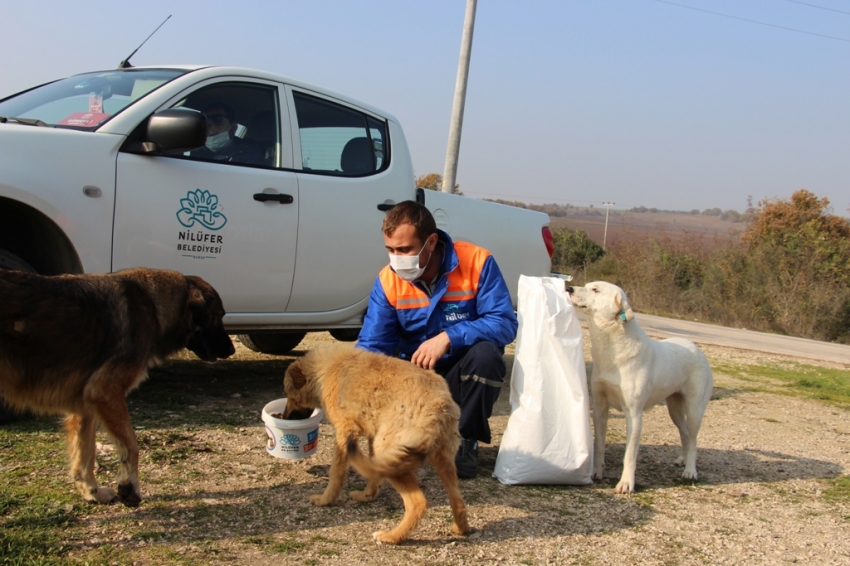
[261,398,323,460]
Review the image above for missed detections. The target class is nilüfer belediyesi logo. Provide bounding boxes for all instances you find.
[176,189,227,259]
[176,189,227,230]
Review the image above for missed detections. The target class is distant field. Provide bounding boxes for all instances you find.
[550,211,746,250]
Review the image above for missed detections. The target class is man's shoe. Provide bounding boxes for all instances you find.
[455,438,478,479]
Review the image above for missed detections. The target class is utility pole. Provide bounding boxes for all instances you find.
[442,0,477,194]
[602,202,615,249]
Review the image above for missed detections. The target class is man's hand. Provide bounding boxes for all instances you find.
[411,332,451,370]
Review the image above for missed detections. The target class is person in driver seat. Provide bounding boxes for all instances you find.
[191,103,264,165]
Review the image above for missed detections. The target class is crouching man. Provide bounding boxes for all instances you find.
[357,201,518,478]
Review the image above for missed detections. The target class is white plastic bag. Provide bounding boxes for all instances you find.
[493,275,593,485]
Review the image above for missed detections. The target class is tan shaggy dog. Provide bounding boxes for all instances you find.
[0,267,235,507]
[282,344,470,544]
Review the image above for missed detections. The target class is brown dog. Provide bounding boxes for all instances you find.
[0,267,235,507]
[282,344,470,544]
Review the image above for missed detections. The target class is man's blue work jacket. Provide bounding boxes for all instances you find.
[357,230,518,370]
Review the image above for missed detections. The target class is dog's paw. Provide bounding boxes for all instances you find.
[681,468,698,481]
[674,455,686,466]
[372,530,402,545]
[591,468,605,481]
[117,482,141,508]
[86,487,118,505]
[614,479,635,494]
[309,494,334,506]
[349,489,376,503]
[452,521,471,536]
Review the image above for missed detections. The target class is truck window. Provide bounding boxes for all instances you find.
[172,82,280,167]
[0,68,186,130]
[292,91,388,175]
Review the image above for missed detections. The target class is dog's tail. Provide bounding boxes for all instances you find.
[346,433,430,480]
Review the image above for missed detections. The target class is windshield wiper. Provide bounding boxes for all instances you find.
[0,116,49,127]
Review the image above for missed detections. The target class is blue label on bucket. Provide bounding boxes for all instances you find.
[304,427,319,453]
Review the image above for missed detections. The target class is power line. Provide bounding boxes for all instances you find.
[786,0,850,16]
[462,190,603,206]
[656,0,850,43]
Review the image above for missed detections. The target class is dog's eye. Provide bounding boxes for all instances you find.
[591,288,599,293]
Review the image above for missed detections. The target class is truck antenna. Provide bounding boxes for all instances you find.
[118,14,172,69]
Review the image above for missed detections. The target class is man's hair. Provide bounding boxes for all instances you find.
[202,102,236,122]
[382,201,437,242]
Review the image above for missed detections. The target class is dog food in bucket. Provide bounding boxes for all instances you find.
[261,399,323,460]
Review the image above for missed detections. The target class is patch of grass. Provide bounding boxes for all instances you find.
[0,496,78,565]
[629,492,656,507]
[823,475,850,503]
[712,362,850,407]
[269,538,309,554]
[79,544,206,566]
[0,421,82,565]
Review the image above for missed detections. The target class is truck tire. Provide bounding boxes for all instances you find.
[329,329,360,342]
[0,248,35,424]
[0,248,35,272]
[237,332,306,355]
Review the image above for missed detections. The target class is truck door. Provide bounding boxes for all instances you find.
[285,88,409,313]
[113,80,298,313]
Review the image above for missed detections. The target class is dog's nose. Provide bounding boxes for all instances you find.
[566,286,574,294]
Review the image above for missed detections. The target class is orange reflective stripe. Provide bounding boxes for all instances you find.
[378,266,430,309]
[439,241,489,302]
[378,241,490,308]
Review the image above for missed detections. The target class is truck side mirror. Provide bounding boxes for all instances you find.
[146,108,207,154]
[123,108,207,154]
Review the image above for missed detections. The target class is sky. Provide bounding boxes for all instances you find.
[2,0,849,215]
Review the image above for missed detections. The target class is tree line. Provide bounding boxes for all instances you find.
[413,173,848,342]
[549,190,850,344]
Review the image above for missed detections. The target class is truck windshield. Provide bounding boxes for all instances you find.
[0,68,187,130]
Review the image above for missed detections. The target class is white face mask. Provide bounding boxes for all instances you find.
[205,131,232,152]
[389,240,431,281]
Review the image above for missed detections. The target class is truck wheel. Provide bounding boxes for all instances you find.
[0,248,35,272]
[0,248,35,424]
[329,329,360,342]
[237,332,307,355]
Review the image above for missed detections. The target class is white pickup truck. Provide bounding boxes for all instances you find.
[0,65,553,355]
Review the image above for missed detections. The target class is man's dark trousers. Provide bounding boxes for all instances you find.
[436,341,506,444]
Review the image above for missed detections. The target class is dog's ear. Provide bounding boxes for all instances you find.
[288,360,307,390]
[185,277,209,328]
[614,290,635,322]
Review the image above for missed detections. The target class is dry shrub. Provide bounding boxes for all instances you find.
[584,228,850,344]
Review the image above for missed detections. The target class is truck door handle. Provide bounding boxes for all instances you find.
[377,203,395,211]
[254,193,293,204]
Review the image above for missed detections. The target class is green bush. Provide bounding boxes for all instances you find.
[550,227,605,278]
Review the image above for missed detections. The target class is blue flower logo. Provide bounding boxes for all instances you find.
[176,189,227,230]
[281,434,301,446]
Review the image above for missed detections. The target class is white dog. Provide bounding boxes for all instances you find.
[567,281,713,493]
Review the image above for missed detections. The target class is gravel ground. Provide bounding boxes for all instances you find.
[60,330,849,565]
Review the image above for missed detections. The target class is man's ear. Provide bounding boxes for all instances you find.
[614,291,635,322]
[426,232,438,252]
[288,361,307,390]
